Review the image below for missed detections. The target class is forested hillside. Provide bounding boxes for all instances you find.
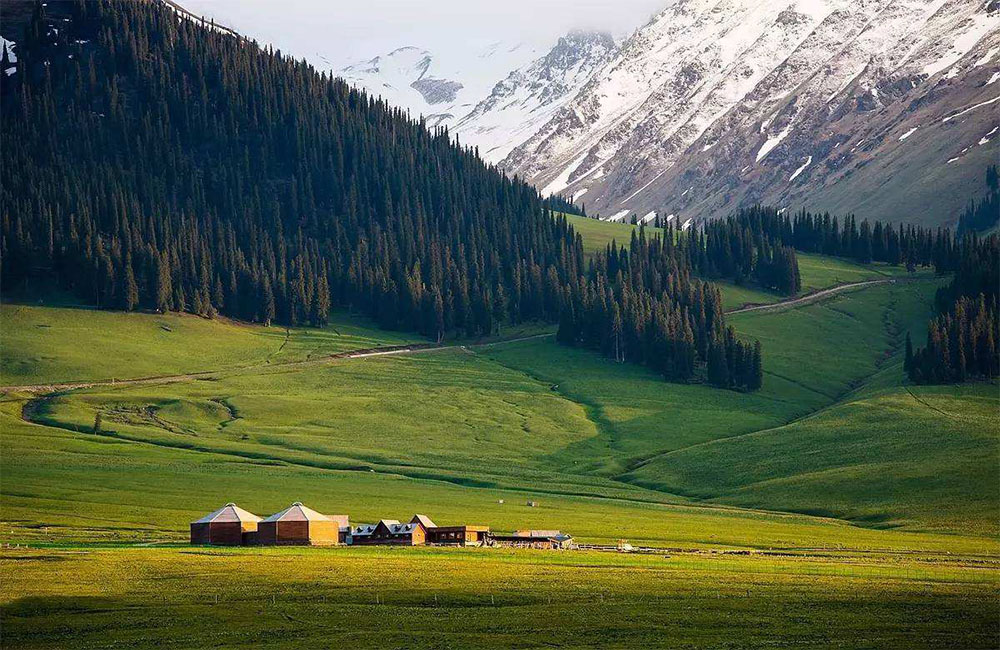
[0,0,580,339]
[0,0,760,388]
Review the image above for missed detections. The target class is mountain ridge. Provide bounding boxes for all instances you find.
[500,0,1000,226]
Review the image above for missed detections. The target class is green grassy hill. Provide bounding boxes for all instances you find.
[3,273,996,546]
[0,304,418,386]
[2,250,996,648]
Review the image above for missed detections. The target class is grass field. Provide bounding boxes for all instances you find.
[564,213,663,260]
[3,277,996,547]
[1,249,997,648]
[2,546,996,650]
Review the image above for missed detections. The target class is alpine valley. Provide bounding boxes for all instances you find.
[0,1,997,649]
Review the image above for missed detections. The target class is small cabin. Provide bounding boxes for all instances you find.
[425,524,491,546]
[409,514,490,545]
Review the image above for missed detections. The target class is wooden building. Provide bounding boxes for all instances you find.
[190,503,262,546]
[489,530,574,549]
[350,519,426,545]
[257,502,348,546]
[411,515,490,545]
[425,525,491,545]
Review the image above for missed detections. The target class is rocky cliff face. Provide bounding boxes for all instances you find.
[500,0,1000,226]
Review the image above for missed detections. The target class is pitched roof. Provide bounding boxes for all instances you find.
[328,514,350,528]
[192,503,262,524]
[261,502,335,523]
[389,523,419,534]
[410,514,436,529]
[353,520,420,536]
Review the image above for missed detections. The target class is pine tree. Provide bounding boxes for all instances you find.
[750,340,763,391]
[155,253,171,313]
[262,280,275,327]
[312,274,330,326]
[123,254,139,312]
[707,342,729,387]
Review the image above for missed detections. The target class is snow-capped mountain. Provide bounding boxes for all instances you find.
[453,31,618,163]
[339,42,542,128]
[501,0,1000,226]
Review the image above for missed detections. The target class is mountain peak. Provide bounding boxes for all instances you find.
[452,29,619,163]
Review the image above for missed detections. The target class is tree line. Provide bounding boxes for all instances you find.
[543,193,585,217]
[682,214,801,295]
[704,205,964,272]
[906,168,999,385]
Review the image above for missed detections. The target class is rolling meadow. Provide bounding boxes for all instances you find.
[2,234,997,648]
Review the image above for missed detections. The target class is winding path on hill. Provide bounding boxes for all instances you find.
[1,278,911,395]
[726,278,901,315]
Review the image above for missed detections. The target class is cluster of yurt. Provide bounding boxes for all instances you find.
[191,502,349,546]
[191,504,573,549]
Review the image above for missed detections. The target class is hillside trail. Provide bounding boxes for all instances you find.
[726,278,901,315]
[0,334,555,395]
[1,277,907,395]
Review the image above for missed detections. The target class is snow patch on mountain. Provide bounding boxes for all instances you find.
[757,125,793,162]
[921,8,1000,77]
[789,156,812,182]
[942,95,1000,123]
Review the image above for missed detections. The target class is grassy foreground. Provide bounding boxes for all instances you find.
[2,546,997,650]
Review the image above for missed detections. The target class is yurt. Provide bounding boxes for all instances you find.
[258,502,347,545]
[190,503,262,545]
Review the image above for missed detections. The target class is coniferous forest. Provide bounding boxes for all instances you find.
[0,0,582,339]
[557,229,762,390]
[906,234,999,384]
[699,205,961,273]
[0,0,760,390]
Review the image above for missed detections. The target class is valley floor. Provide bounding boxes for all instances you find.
[1,256,997,648]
